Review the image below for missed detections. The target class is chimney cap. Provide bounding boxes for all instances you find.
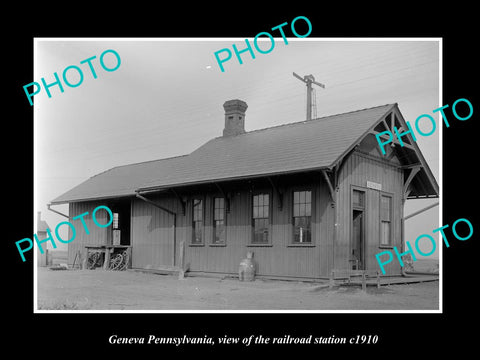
[223,99,248,112]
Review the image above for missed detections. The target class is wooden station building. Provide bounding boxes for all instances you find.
[50,99,438,279]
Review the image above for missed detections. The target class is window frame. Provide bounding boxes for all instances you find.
[112,212,120,230]
[379,192,394,248]
[190,196,205,246]
[248,190,273,247]
[289,187,315,247]
[211,196,227,246]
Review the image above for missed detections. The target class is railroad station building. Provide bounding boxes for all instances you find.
[51,99,438,279]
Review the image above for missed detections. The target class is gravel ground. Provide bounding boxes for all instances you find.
[36,267,439,311]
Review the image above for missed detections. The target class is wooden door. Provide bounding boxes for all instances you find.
[351,210,364,270]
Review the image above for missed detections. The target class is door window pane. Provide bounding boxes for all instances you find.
[380,195,392,245]
[353,190,364,208]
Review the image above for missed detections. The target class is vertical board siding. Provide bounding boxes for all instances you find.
[131,195,179,269]
[182,180,334,279]
[66,151,404,279]
[127,179,334,279]
[67,201,112,266]
[67,177,335,279]
[335,151,403,275]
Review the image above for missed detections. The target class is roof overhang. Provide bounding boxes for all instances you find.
[335,103,439,199]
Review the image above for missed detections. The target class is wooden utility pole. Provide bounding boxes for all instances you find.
[293,72,325,120]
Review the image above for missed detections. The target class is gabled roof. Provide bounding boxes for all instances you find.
[50,103,438,204]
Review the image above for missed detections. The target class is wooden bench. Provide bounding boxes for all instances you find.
[329,269,381,290]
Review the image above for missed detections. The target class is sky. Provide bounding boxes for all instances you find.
[35,38,440,257]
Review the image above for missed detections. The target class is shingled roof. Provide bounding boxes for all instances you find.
[50,103,438,204]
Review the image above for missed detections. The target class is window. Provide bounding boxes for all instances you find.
[113,213,120,229]
[213,197,226,245]
[192,198,203,244]
[293,190,312,243]
[380,195,392,246]
[352,190,365,209]
[252,193,270,244]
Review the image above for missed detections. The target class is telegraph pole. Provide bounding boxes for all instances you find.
[293,72,325,120]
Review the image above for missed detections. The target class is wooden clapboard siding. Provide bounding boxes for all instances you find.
[335,150,403,275]
[67,200,112,266]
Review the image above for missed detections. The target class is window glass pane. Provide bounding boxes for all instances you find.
[305,190,311,203]
[253,194,269,219]
[293,203,299,217]
[293,217,311,243]
[299,203,306,216]
[253,218,269,243]
[192,199,203,243]
[305,203,311,216]
[113,213,119,229]
[252,193,269,243]
[293,190,312,243]
[214,221,225,243]
[193,221,203,243]
[304,217,311,243]
[381,196,391,220]
[214,198,224,221]
[294,191,312,205]
[294,191,299,203]
[193,199,202,221]
[299,191,305,203]
[353,190,364,208]
[381,221,390,245]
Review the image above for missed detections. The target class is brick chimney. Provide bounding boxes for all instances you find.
[223,99,248,137]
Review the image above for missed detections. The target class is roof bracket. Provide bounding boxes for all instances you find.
[267,176,283,210]
[47,203,69,219]
[135,192,177,216]
[214,182,231,213]
[170,188,186,215]
[321,170,336,205]
[403,166,421,199]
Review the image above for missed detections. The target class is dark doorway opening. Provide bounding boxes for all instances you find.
[109,200,131,246]
[351,209,364,270]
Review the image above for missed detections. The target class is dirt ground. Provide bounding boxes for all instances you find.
[36,267,439,311]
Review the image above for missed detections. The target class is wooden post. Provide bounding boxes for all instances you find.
[180,240,185,268]
[127,246,132,269]
[103,248,111,270]
[178,240,187,280]
[82,248,88,270]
